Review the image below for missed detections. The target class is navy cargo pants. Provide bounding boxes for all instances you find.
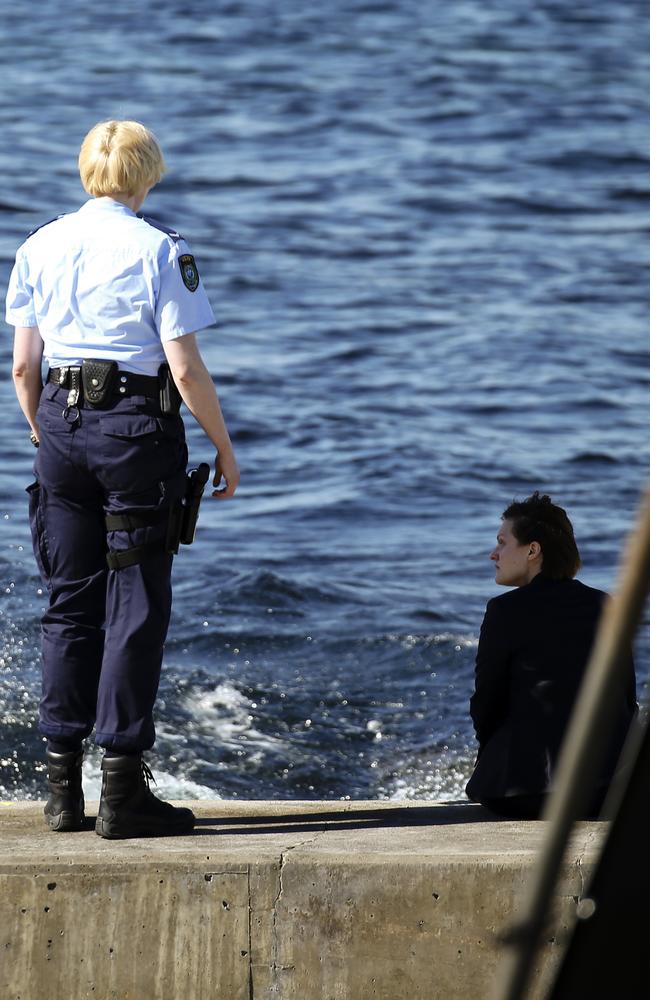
[29,380,187,753]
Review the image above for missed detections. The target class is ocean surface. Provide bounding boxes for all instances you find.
[0,0,649,802]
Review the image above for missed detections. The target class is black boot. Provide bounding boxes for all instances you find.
[95,755,195,839]
[44,749,85,832]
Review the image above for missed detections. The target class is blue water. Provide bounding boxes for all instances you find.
[1,0,649,802]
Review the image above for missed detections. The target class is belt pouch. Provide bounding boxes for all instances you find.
[158,363,182,415]
[81,359,118,407]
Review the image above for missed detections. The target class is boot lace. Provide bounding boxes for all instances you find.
[141,760,157,789]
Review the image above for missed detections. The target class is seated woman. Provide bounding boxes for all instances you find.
[466,492,637,819]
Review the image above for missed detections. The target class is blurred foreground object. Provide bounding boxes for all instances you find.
[494,482,650,1000]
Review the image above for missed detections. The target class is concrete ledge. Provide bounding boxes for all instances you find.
[0,800,604,1000]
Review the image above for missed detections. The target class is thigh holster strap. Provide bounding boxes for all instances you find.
[105,509,169,570]
[106,541,163,570]
[105,510,167,532]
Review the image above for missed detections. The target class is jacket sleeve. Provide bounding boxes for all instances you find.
[470,598,512,749]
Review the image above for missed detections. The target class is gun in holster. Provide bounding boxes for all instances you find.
[166,463,211,555]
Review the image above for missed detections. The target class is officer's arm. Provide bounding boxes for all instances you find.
[12,325,43,441]
[163,333,240,499]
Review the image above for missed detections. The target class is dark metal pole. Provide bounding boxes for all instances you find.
[492,483,650,1000]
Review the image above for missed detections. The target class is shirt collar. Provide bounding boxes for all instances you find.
[79,197,137,218]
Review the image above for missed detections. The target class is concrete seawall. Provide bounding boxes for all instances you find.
[1,800,603,1000]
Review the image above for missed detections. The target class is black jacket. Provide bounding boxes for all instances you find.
[466,575,637,802]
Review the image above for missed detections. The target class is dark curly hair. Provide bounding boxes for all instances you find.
[502,492,581,580]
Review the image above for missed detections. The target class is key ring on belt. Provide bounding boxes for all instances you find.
[62,369,81,425]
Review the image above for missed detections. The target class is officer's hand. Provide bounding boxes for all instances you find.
[212,449,240,499]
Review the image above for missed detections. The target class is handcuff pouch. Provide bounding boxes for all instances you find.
[82,359,118,408]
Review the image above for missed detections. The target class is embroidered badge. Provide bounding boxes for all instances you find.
[179,254,200,292]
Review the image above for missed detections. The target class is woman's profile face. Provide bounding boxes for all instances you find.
[490,518,539,588]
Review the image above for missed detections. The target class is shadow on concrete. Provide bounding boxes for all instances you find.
[192,802,511,835]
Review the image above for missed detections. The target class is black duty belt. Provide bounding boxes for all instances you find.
[48,366,159,399]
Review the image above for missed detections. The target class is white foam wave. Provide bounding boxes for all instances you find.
[184,681,285,754]
[379,750,474,802]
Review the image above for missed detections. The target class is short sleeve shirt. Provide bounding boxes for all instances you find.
[4,197,216,375]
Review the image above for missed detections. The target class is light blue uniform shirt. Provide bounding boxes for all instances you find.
[5,197,216,376]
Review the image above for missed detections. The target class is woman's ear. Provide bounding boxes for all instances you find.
[528,541,542,561]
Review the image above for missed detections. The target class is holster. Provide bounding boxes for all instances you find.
[158,363,182,415]
[106,464,210,569]
[81,359,118,407]
[165,464,211,555]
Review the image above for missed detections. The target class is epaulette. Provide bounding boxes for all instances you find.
[27,215,65,239]
[138,214,183,243]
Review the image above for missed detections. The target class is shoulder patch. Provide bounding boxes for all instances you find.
[138,213,183,242]
[27,214,65,239]
[179,254,200,292]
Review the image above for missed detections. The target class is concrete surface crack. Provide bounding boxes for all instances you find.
[576,848,586,899]
[274,832,321,910]
[270,833,321,982]
[576,830,596,900]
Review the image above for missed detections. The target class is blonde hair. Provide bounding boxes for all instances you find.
[78,120,166,198]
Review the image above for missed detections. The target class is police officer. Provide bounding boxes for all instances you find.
[6,120,240,838]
